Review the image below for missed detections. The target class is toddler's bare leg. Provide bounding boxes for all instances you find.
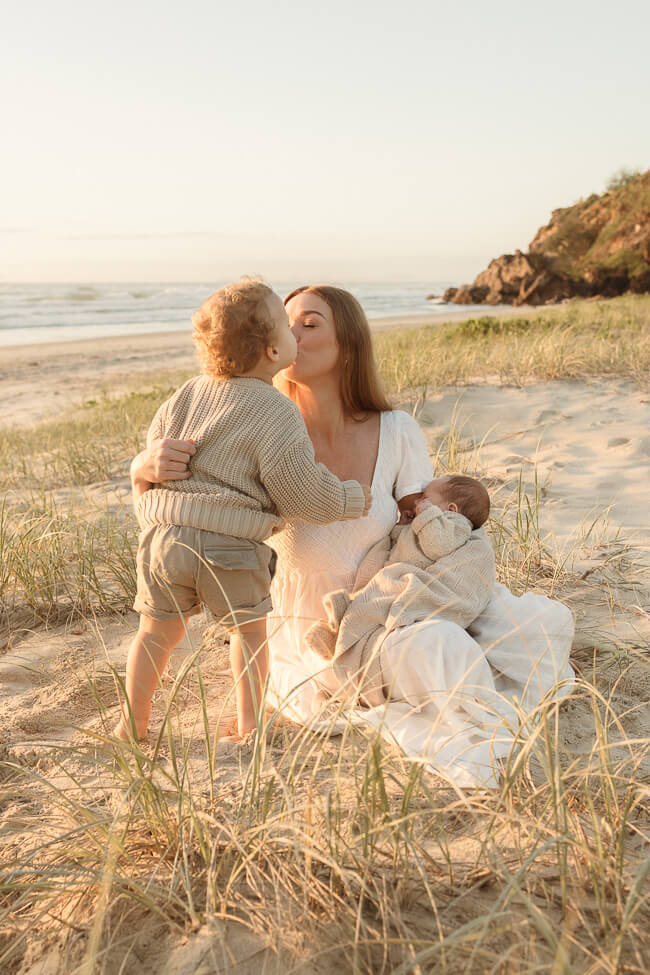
[114,615,188,741]
[228,618,268,738]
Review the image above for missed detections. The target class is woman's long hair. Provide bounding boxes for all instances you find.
[281,285,391,418]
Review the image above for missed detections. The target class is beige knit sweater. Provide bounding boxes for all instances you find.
[137,375,366,539]
[305,504,496,706]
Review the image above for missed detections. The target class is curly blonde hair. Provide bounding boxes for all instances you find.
[191,279,277,378]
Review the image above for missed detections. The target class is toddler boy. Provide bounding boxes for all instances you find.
[115,279,370,742]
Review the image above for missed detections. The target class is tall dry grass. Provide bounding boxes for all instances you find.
[375,294,650,406]
[2,623,648,973]
[1,295,649,973]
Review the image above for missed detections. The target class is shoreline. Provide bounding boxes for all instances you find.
[0,303,544,360]
[0,304,556,428]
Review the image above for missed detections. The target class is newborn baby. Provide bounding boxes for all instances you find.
[398,473,489,528]
[306,475,496,707]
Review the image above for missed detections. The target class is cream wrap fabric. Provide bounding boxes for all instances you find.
[265,409,575,789]
[304,505,496,706]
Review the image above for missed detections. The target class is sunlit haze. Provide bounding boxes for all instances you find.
[3,0,649,283]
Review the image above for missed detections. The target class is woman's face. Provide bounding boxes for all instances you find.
[282,292,340,384]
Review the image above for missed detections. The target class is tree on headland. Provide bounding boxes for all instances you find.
[606,167,643,191]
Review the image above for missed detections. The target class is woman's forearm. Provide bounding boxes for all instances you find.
[130,452,152,512]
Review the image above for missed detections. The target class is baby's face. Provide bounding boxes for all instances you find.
[413,478,458,516]
[397,478,456,523]
[420,478,455,510]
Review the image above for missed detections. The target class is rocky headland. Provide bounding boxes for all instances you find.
[444,169,650,306]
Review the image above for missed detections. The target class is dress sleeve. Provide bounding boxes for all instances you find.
[392,411,434,501]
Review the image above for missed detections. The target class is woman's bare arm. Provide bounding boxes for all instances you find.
[130,438,196,511]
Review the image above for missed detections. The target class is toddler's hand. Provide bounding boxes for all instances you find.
[361,485,373,516]
[414,498,434,515]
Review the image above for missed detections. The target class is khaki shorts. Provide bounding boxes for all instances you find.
[134,524,273,627]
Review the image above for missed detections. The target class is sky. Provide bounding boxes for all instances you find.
[2,0,649,284]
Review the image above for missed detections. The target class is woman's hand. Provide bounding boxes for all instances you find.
[132,438,196,484]
[130,438,196,508]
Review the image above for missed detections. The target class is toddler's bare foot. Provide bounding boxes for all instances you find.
[217,716,243,742]
[112,715,148,743]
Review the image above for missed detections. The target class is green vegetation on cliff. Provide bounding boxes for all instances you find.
[532,168,650,281]
[446,169,650,306]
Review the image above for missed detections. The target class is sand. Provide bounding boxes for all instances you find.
[415,379,650,658]
[0,329,200,428]
[0,304,545,428]
[2,327,649,751]
[416,379,650,546]
[2,329,649,972]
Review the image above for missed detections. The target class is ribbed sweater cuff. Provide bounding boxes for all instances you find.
[341,481,366,519]
[137,489,281,541]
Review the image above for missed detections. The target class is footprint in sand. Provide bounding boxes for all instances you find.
[607,437,630,448]
[503,454,533,465]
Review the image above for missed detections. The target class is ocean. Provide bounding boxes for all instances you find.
[0,281,488,347]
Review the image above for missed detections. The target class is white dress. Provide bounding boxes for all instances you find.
[267,410,575,788]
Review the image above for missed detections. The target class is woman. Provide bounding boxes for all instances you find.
[132,285,574,787]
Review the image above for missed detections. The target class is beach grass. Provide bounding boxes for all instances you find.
[2,634,648,973]
[375,293,650,408]
[1,295,649,973]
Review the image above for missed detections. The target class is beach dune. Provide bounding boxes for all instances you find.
[1,312,649,973]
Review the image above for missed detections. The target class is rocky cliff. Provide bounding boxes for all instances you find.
[444,169,650,306]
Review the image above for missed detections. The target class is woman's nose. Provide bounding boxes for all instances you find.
[290,324,300,341]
